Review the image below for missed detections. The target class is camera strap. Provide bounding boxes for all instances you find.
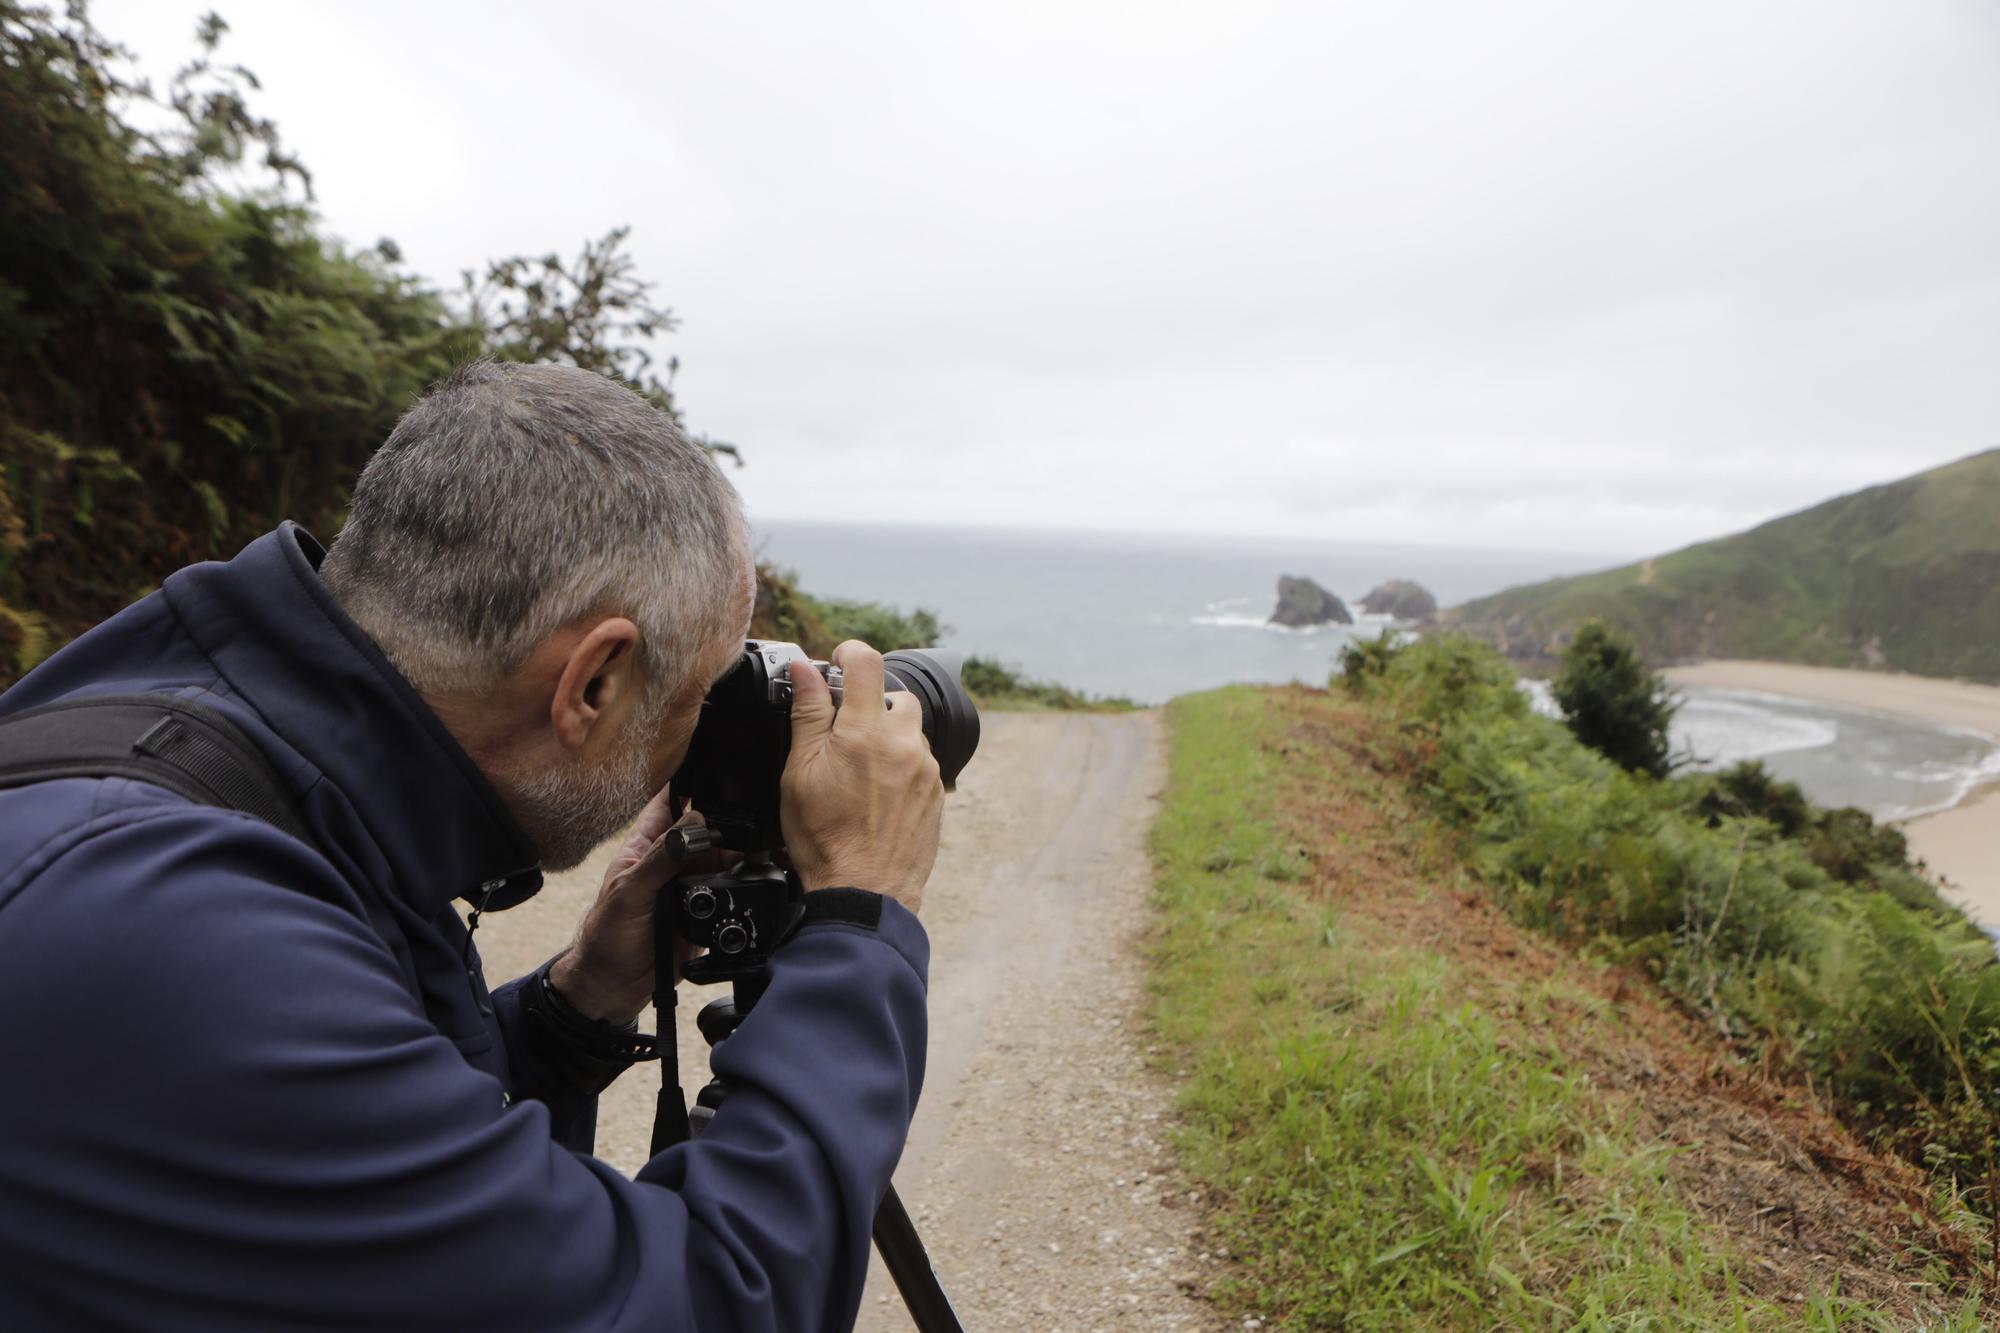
[0,693,318,849]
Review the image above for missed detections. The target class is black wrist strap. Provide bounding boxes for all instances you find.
[519,969,657,1097]
[791,887,885,934]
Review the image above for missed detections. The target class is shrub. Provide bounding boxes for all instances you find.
[1335,630,1401,694]
[1806,805,1912,886]
[1689,760,1814,838]
[960,656,1133,711]
[1551,620,1677,778]
[809,598,943,652]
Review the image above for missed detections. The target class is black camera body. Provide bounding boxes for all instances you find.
[666,640,979,983]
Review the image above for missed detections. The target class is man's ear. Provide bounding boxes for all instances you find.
[551,617,641,750]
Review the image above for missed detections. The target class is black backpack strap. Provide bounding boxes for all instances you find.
[0,693,316,849]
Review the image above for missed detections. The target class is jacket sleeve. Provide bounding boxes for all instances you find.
[0,806,927,1333]
[488,960,609,1153]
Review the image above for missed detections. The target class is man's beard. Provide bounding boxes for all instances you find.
[510,688,671,871]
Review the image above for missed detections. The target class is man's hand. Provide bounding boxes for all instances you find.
[549,790,707,1024]
[782,640,943,914]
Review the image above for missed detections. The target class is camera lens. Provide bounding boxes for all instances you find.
[715,922,751,955]
[683,885,719,920]
[881,649,981,790]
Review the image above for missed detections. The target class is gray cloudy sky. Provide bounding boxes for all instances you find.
[97,0,2000,555]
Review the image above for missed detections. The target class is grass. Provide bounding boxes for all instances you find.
[1147,685,1988,1329]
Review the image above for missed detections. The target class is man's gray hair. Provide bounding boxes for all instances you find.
[322,360,748,703]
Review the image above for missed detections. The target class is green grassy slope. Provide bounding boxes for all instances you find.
[1149,683,1991,1327]
[1446,449,2000,680]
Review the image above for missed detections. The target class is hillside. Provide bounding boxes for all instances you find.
[1150,655,1996,1325]
[1447,449,2000,680]
[1152,680,1992,1320]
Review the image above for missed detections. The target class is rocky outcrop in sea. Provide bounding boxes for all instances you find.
[1358,579,1438,622]
[1270,575,1352,628]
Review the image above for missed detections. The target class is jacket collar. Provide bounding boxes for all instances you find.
[163,523,543,915]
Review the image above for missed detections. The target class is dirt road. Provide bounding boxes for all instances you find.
[472,710,1223,1331]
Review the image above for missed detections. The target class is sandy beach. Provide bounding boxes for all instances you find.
[1663,660,2000,927]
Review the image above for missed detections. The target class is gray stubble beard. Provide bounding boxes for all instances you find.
[509,686,673,872]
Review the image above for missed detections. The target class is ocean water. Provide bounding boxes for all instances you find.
[1670,689,2000,822]
[754,520,1615,703]
[753,519,2000,822]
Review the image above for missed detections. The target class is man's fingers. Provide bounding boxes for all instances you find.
[831,640,886,736]
[884,692,925,732]
[612,787,678,862]
[788,657,836,749]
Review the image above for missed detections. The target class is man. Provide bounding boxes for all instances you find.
[0,360,944,1330]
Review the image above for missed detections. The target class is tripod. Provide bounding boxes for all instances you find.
[647,853,965,1333]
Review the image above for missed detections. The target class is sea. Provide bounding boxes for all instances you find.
[753,519,2000,825]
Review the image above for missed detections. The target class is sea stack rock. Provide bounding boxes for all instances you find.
[1270,575,1352,628]
[1359,579,1438,622]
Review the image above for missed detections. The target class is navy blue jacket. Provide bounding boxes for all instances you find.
[0,525,929,1331]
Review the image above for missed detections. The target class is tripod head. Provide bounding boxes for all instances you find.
[661,826,799,987]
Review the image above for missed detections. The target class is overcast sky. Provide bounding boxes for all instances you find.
[96,0,2000,555]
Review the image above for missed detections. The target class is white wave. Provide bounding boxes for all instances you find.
[1672,693,1839,767]
[1191,612,1345,635]
[1193,593,1359,633]
[1887,745,2000,823]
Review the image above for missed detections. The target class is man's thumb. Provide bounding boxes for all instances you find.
[788,659,835,746]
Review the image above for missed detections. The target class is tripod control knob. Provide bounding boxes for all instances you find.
[683,885,720,920]
[665,825,718,860]
[714,922,751,955]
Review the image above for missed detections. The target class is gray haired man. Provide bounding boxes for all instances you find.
[0,359,942,1330]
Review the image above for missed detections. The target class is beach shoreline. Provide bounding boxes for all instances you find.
[1662,660,2000,927]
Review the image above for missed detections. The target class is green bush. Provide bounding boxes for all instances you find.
[1336,629,1402,693]
[1550,620,1677,777]
[1347,632,2000,1200]
[1689,760,1815,838]
[808,597,943,652]
[960,656,1134,710]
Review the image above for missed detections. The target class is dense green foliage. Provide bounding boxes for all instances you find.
[1552,621,1677,777]
[1151,687,1984,1328]
[1448,449,2000,681]
[0,3,717,686]
[1698,762,1916,887]
[1343,634,2000,1200]
[957,655,1134,711]
[0,2,445,675]
[748,564,944,660]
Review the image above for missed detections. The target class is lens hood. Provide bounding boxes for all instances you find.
[882,649,980,790]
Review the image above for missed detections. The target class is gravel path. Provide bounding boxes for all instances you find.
[472,710,1224,1331]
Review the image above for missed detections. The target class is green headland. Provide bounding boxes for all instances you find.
[1448,449,2000,681]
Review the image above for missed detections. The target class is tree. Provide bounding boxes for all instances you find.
[461,228,738,463]
[0,3,728,684]
[1550,620,1676,778]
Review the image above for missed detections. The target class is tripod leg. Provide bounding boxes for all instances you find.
[871,1186,966,1333]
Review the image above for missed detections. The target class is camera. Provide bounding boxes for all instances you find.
[664,640,979,980]
[647,642,978,1325]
